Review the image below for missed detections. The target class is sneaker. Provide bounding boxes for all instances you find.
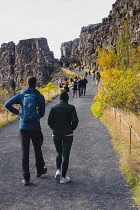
[55,169,61,180]
[22,179,30,186]
[60,176,70,184]
[36,167,47,178]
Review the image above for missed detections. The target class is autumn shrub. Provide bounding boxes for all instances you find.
[40,82,59,102]
[91,101,105,117]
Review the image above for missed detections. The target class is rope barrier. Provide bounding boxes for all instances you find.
[103,101,140,141]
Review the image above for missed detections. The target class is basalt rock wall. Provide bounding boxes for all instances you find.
[0,38,55,90]
[60,0,140,70]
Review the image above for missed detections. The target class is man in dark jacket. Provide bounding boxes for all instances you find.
[48,89,79,184]
[82,77,88,96]
[5,77,47,186]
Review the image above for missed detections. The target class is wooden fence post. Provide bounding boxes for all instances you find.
[6,111,9,121]
[129,125,132,155]
[114,109,116,120]
[119,115,121,130]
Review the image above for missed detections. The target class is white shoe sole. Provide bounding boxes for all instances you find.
[60,177,70,184]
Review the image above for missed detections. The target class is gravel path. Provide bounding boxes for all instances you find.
[0,72,138,210]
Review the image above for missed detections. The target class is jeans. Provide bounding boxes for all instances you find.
[83,86,86,96]
[20,129,45,181]
[79,87,83,97]
[53,136,73,178]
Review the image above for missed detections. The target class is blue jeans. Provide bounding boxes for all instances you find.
[20,129,45,181]
[53,136,73,178]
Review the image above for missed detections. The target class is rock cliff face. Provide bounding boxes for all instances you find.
[0,38,55,90]
[60,0,140,69]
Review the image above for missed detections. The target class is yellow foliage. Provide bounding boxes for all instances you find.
[97,46,117,70]
[94,45,140,115]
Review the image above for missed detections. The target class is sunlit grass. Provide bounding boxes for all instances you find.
[101,108,140,208]
[0,116,19,128]
[61,68,79,77]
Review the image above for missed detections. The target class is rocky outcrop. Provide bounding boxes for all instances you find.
[60,0,140,70]
[0,38,55,90]
[0,42,16,90]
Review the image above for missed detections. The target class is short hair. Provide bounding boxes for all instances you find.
[27,77,37,88]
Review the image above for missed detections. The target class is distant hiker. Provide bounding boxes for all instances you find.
[82,65,84,71]
[5,90,9,98]
[95,71,101,85]
[48,89,79,184]
[71,77,78,97]
[74,63,77,70]
[58,78,63,88]
[69,76,73,83]
[92,70,96,81]
[62,78,69,92]
[85,71,88,77]
[78,65,81,72]
[88,70,91,77]
[78,77,84,97]
[82,77,88,96]
[5,76,47,186]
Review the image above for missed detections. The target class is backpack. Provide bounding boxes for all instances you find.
[21,93,40,123]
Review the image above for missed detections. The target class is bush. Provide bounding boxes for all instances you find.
[91,101,105,118]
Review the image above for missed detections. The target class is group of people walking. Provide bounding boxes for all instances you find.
[71,76,88,97]
[58,76,88,98]
[5,76,79,186]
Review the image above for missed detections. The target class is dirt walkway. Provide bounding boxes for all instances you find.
[0,72,138,210]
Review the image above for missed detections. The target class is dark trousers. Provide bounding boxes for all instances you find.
[83,86,86,96]
[79,87,83,97]
[20,129,45,181]
[53,136,73,178]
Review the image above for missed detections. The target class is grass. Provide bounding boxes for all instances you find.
[61,68,80,78]
[101,107,140,208]
[0,116,19,128]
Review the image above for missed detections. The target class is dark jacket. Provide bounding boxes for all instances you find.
[5,87,45,130]
[82,78,88,88]
[48,100,79,136]
[78,79,83,88]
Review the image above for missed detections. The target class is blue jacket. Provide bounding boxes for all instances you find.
[5,87,45,130]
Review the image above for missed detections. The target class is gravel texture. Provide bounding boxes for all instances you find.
[0,72,138,210]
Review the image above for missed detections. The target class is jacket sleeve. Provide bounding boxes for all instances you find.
[71,106,79,130]
[38,94,45,118]
[48,108,54,130]
[5,94,20,115]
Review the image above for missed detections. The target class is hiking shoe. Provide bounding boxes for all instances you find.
[22,179,30,186]
[55,169,61,180]
[60,176,70,184]
[36,167,47,177]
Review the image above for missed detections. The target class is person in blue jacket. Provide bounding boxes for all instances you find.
[5,76,47,186]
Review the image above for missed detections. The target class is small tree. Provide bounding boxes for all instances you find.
[117,21,131,70]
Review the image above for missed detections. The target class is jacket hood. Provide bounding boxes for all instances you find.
[22,87,40,95]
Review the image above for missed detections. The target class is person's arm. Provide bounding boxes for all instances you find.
[5,94,20,115]
[71,106,79,130]
[48,108,54,130]
[38,95,45,118]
